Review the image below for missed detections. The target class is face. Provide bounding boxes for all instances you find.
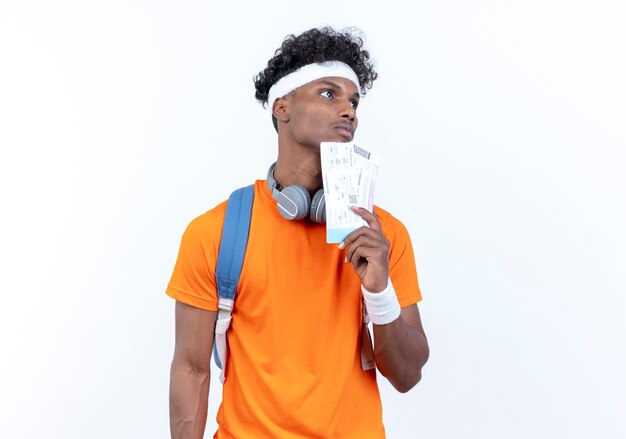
[278,76,360,149]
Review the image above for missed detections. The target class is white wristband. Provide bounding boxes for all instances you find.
[362,278,401,325]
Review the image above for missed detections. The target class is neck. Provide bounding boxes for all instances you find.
[273,142,322,194]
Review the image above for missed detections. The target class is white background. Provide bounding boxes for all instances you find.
[1,1,625,438]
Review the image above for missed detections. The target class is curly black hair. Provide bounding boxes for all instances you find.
[254,27,378,130]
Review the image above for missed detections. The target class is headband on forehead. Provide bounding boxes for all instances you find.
[266,61,360,112]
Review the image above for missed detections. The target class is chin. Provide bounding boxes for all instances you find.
[322,135,353,144]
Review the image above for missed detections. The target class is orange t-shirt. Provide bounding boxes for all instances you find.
[166,180,421,439]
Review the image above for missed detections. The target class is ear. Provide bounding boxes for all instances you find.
[272,97,290,123]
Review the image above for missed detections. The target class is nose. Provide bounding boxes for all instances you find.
[340,100,356,122]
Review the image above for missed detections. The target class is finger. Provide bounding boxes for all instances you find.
[345,234,386,262]
[339,225,380,249]
[349,244,389,272]
[348,245,389,267]
[345,232,390,263]
[351,254,367,276]
[350,206,382,232]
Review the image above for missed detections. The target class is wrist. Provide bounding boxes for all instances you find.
[362,277,401,325]
[362,278,388,294]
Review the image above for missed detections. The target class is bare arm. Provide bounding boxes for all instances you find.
[170,301,217,439]
[371,304,429,393]
[342,206,429,393]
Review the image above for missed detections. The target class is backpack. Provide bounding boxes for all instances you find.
[212,185,375,384]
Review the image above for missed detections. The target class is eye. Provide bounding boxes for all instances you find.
[320,90,334,99]
[350,100,359,109]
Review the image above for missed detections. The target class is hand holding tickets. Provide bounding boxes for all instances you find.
[320,142,380,243]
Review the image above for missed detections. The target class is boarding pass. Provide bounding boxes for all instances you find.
[320,142,380,243]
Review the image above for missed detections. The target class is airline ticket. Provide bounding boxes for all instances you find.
[320,142,380,243]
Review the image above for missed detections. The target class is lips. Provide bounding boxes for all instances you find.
[333,123,355,141]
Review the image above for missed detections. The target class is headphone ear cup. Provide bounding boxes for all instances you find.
[276,185,311,220]
[309,190,326,223]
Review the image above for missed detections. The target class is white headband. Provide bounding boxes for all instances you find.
[266,61,360,112]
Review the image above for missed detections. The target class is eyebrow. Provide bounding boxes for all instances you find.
[318,80,360,99]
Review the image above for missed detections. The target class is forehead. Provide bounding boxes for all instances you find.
[301,77,360,95]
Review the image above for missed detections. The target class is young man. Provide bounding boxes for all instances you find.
[167,27,429,438]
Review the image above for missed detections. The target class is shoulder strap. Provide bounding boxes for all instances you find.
[213,185,255,382]
[216,185,255,299]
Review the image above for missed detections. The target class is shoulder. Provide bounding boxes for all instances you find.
[373,205,411,242]
[177,199,230,255]
[182,180,261,243]
[187,200,228,230]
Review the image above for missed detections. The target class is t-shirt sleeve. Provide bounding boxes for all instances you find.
[165,204,227,311]
[375,207,422,307]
